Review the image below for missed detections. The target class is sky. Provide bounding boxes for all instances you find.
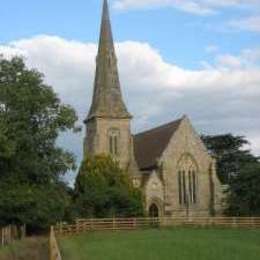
[1,0,260,183]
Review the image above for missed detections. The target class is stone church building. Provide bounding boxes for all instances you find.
[84,0,224,217]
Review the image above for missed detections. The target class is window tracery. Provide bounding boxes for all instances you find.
[177,155,198,205]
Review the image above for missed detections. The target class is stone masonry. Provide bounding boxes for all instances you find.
[84,0,225,217]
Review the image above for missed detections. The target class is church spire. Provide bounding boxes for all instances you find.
[86,0,131,121]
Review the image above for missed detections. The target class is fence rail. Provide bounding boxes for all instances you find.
[0,225,26,246]
[54,217,260,236]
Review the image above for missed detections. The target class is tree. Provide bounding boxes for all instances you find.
[0,180,70,229]
[73,155,144,218]
[202,134,260,216]
[202,134,258,184]
[226,163,260,216]
[0,56,79,229]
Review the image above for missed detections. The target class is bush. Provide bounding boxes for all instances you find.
[73,155,144,218]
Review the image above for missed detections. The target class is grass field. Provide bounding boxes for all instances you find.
[60,228,260,260]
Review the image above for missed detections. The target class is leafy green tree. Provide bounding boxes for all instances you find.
[202,134,258,184]
[0,56,79,183]
[0,56,79,229]
[0,179,70,229]
[73,155,144,218]
[226,163,260,216]
[202,134,260,216]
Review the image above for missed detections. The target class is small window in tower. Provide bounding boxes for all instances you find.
[109,135,113,154]
[114,135,118,155]
[108,56,111,67]
[108,128,120,156]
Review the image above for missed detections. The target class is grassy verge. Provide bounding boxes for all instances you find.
[0,237,48,260]
[60,227,260,260]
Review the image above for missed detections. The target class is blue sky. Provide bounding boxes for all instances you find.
[1,0,260,183]
[1,0,260,68]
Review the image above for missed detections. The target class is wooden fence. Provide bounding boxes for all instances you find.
[54,216,260,236]
[0,225,26,246]
[49,226,62,260]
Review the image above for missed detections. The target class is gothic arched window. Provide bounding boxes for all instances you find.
[178,171,182,205]
[177,155,198,206]
[192,170,197,203]
[108,128,120,156]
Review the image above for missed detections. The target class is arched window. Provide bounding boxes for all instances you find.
[177,155,198,206]
[192,170,197,203]
[178,171,182,204]
[189,170,192,203]
[182,171,187,204]
[108,128,119,156]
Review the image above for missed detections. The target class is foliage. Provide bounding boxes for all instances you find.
[202,134,260,216]
[0,56,79,183]
[226,163,260,216]
[73,155,144,218]
[0,179,70,230]
[202,134,259,184]
[0,56,79,229]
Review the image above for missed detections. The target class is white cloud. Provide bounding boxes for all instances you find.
[113,0,260,34]
[206,45,219,53]
[215,49,260,69]
[229,16,260,32]
[249,136,260,156]
[113,0,260,15]
[113,0,215,15]
[0,35,260,162]
[216,54,242,68]
[241,48,260,65]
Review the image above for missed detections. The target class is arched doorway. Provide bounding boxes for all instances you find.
[149,203,159,218]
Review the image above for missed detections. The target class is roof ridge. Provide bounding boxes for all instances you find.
[134,118,183,137]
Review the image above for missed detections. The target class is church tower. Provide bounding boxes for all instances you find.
[84,0,133,170]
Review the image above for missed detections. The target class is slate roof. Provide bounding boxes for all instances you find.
[133,118,183,170]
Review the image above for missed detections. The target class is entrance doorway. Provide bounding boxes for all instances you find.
[149,203,159,218]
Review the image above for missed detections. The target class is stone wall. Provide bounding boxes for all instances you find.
[85,117,132,170]
[144,170,164,216]
[160,117,214,216]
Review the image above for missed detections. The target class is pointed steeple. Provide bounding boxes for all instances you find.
[99,0,114,52]
[86,0,131,121]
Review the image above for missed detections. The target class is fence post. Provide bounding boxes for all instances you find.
[90,218,94,230]
[76,220,79,234]
[112,218,116,231]
[59,222,63,236]
[20,224,26,239]
[9,226,12,244]
[133,218,137,229]
[1,227,3,246]
[49,226,62,260]
[251,217,255,228]
[232,217,237,228]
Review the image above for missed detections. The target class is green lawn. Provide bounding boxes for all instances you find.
[59,228,260,260]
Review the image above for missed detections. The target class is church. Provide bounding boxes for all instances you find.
[84,0,225,217]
